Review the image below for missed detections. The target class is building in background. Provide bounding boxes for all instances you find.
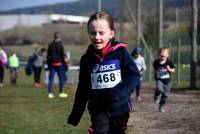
[0,14,89,31]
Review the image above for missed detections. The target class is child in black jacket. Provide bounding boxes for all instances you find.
[68,12,140,134]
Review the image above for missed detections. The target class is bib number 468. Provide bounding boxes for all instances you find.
[91,70,121,89]
[97,73,115,83]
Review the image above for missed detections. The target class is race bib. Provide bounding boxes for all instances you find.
[156,68,170,79]
[91,60,121,89]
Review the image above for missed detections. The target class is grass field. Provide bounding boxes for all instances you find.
[0,68,92,134]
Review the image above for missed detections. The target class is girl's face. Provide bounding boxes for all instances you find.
[88,19,114,50]
[159,49,169,61]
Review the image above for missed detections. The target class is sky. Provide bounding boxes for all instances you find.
[0,0,79,11]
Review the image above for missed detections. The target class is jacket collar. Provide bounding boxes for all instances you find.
[87,40,127,62]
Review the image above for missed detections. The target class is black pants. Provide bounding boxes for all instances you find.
[10,67,17,84]
[33,66,42,83]
[91,112,130,134]
[0,67,4,83]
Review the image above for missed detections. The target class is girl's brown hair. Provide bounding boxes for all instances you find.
[87,12,115,33]
[159,47,170,56]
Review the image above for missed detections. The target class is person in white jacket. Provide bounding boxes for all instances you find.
[0,43,8,87]
[131,47,146,101]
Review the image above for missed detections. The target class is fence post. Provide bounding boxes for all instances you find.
[177,38,181,85]
[190,0,198,89]
[148,47,152,82]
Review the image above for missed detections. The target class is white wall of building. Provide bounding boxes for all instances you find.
[0,14,89,31]
[0,14,49,31]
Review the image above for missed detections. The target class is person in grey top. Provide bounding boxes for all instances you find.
[131,47,146,101]
[32,47,46,88]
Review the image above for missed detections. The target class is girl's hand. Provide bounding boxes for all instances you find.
[167,65,175,73]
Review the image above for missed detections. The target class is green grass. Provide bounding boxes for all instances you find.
[0,68,91,134]
[0,68,139,134]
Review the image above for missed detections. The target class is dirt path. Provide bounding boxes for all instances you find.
[128,85,200,134]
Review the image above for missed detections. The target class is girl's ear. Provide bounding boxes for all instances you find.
[110,30,115,38]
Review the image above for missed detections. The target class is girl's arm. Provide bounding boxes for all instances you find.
[167,65,175,73]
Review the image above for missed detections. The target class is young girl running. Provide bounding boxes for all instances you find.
[131,47,146,101]
[68,12,140,134]
[153,47,175,112]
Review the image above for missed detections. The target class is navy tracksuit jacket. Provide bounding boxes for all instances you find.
[68,40,140,126]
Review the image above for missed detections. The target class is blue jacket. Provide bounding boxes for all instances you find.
[68,40,140,126]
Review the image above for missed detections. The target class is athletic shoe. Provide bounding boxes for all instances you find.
[88,127,93,134]
[48,93,55,99]
[154,98,160,104]
[159,106,165,112]
[59,93,68,98]
[34,83,41,88]
[137,96,142,102]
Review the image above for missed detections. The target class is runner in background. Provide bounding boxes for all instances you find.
[153,47,175,112]
[131,46,146,101]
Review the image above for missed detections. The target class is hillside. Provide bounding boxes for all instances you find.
[0,0,195,20]
[0,0,120,17]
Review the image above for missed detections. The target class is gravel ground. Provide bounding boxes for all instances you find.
[128,85,200,134]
